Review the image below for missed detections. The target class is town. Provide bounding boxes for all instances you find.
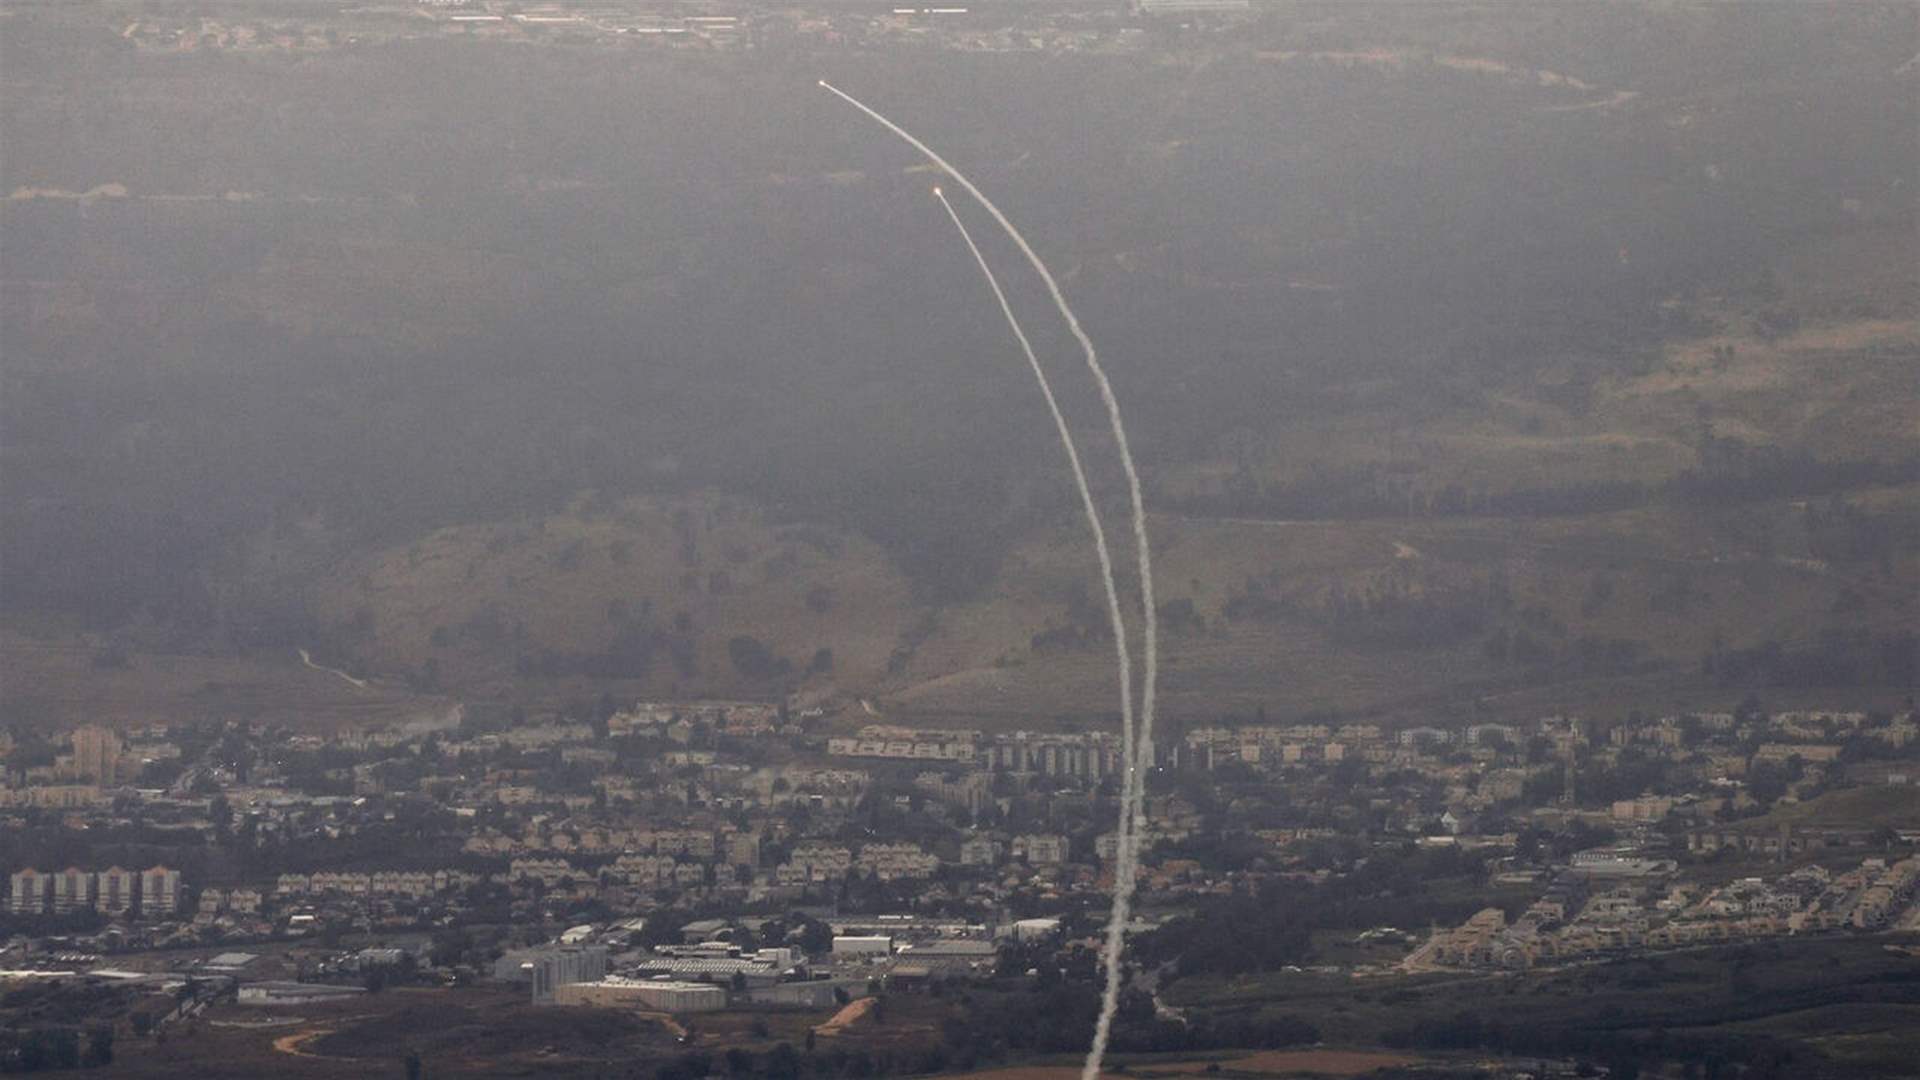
[3,0,1917,1074]
[3,697,1916,1073]
[107,1,1271,60]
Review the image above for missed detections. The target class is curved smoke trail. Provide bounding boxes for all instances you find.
[818,81,1158,1080]
[931,184,1139,919]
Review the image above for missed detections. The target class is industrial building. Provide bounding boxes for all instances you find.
[237,981,369,1006]
[830,935,892,957]
[553,977,726,1012]
[494,945,610,1003]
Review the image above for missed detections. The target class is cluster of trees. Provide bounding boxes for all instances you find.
[1371,935,1919,1079]
[1165,469,1654,523]
[726,636,794,682]
[1706,629,1918,690]
[1568,750,1675,809]
[624,911,834,958]
[1379,1007,1800,1080]
[649,1039,947,1080]
[1216,573,1653,673]
[1511,820,1620,863]
[1319,583,1495,651]
[515,618,699,681]
[1803,497,1920,567]
[1028,581,1117,655]
[1220,573,1503,653]
[939,978,1317,1064]
[1674,443,1920,509]
[1118,1011,1320,1056]
[1166,445,1920,532]
[1134,846,1499,980]
[0,1026,113,1073]
[1484,629,1651,677]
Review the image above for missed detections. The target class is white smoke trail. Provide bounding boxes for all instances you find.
[818,81,1159,1080]
[931,184,1140,912]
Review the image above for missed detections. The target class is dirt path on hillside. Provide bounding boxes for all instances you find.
[271,1017,371,1059]
[272,1027,334,1057]
[298,648,369,689]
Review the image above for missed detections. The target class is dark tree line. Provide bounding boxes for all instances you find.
[0,1026,113,1073]
[1706,629,1917,690]
[1165,449,1920,528]
[1133,846,1498,980]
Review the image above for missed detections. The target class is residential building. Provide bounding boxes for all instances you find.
[959,836,1001,867]
[97,866,137,915]
[68,725,126,784]
[141,865,182,916]
[1015,833,1069,865]
[52,866,94,913]
[8,868,49,915]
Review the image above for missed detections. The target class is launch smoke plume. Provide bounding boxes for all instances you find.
[931,184,1140,925]
[819,81,1159,1080]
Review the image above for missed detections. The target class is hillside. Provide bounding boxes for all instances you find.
[0,627,454,734]
[297,451,1919,729]
[309,492,917,702]
[1,1,1914,731]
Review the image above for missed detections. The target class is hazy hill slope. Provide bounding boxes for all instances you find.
[884,483,1920,726]
[309,493,918,701]
[0,627,452,733]
[1,3,1914,730]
